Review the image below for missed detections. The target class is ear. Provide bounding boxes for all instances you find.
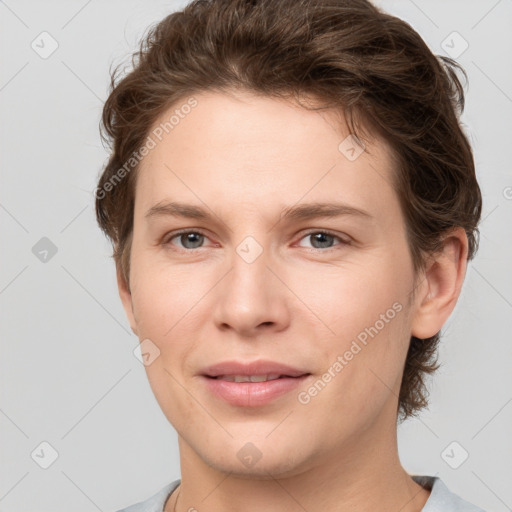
[117,265,139,337]
[410,227,469,339]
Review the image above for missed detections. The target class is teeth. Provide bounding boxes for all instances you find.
[216,374,282,382]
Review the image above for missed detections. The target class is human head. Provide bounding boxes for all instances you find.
[95,0,481,425]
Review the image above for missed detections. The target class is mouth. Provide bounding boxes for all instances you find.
[199,359,312,407]
[201,371,311,407]
[206,373,309,382]
[201,359,309,379]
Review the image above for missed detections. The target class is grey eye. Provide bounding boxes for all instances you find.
[298,232,342,250]
[174,232,205,249]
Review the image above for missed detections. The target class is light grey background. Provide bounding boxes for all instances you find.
[1,1,511,511]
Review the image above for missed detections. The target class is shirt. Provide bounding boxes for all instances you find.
[115,475,487,512]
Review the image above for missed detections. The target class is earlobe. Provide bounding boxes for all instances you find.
[116,266,138,336]
[410,228,468,340]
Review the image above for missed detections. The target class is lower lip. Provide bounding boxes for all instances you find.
[202,375,310,407]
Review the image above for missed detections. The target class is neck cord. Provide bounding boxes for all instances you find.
[172,485,181,512]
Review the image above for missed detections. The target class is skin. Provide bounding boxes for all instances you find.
[117,89,468,512]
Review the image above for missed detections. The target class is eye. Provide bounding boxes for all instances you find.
[297,230,349,250]
[162,229,350,252]
[164,229,211,250]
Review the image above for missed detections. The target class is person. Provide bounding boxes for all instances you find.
[95,0,486,510]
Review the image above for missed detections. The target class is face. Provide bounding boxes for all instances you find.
[119,89,428,477]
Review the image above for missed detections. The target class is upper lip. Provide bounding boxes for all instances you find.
[201,360,310,378]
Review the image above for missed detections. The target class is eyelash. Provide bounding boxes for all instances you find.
[162,229,350,252]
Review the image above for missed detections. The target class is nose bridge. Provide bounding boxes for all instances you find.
[229,232,272,300]
[212,229,288,334]
[235,234,266,267]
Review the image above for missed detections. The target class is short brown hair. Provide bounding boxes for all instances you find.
[95,0,482,421]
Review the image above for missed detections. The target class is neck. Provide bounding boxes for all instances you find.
[167,406,430,512]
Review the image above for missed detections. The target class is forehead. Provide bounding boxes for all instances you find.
[134,90,399,223]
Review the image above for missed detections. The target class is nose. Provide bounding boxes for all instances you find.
[211,239,291,338]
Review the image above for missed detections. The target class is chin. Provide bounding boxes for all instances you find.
[199,438,314,479]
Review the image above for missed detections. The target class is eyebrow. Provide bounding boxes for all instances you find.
[145,200,372,222]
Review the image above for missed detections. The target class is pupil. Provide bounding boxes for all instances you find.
[312,233,332,248]
[178,233,333,250]
[182,233,203,249]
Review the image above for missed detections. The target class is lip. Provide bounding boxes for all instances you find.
[201,374,311,407]
[199,359,311,407]
[200,359,309,378]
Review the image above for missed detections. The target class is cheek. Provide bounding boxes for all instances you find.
[129,255,208,340]
[290,252,408,339]
[294,256,411,403]
[131,263,204,422]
